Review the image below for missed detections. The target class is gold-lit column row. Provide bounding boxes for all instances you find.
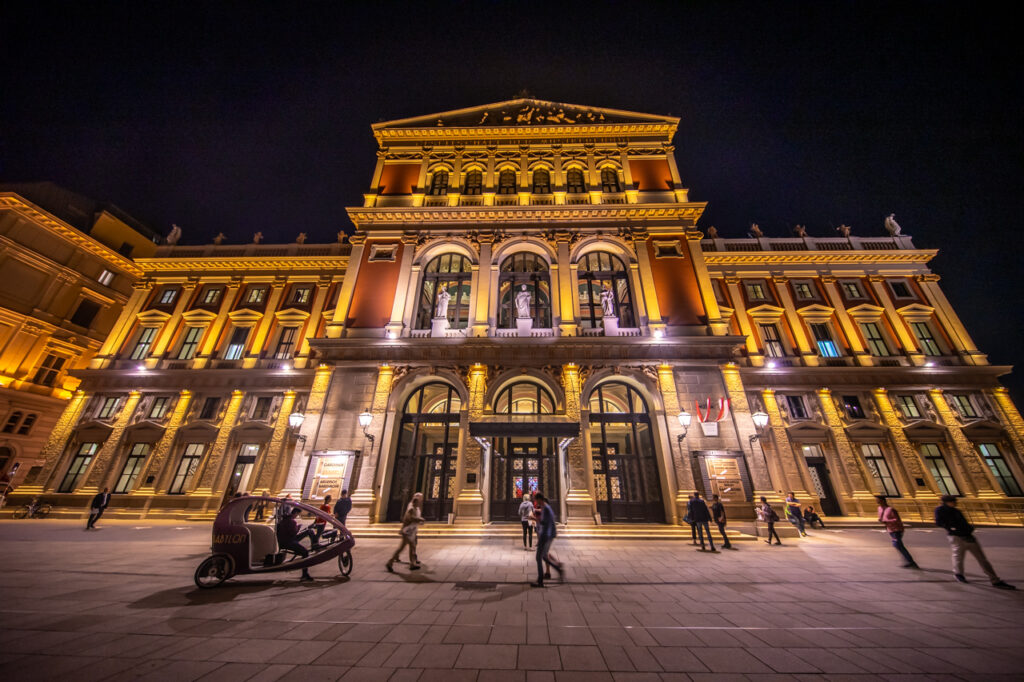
[561,363,595,523]
[80,392,142,492]
[872,389,932,498]
[21,390,90,493]
[133,390,193,495]
[759,389,809,500]
[929,388,1001,499]
[193,390,244,495]
[351,365,395,519]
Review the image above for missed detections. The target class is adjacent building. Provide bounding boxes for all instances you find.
[17,100,1024,526]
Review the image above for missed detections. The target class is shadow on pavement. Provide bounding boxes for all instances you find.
[129,575,352,608]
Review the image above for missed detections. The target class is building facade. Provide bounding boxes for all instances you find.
[0,185,156,487]
[18,99,1024,526]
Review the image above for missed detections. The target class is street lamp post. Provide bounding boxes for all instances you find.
[748,411,772,490]
[676,409,692,455]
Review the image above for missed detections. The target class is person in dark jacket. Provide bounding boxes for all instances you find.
[87,488,111,529]
[934,495,1014,589]
[690,492,716,551]
[532,493,564,587]
[710,494,732,549]
[685,493,697,545]
[334,489,353,525]
[759,496,782,545]
[276,507,314,581]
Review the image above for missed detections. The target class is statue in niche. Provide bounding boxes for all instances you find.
[749,223,764,238]
[434,287,451,319]
[599,286,616,317]
[212,232,226,245]
[166,224,182,245]
[836,224,852,237]
[514,284,532,319]
[884,214,902,236]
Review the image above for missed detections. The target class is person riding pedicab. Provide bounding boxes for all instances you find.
[276,507,316,581]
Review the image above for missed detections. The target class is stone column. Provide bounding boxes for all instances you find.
[759,390,807,501]
[251,391,297,493]
[929,388,1002,499]
[561,363,596,523]
[773,276,817,366]
[556,237,577,336]
[815,388,877,511]
[631,231,664,333]
[350,365,395,520]
[872,389,932,499]
[327,233,366,338]
[724,277,763,363]
[133,390,194,494]
[93,282,153,368]
[684,229,728,335]
[192,390,245,496]
[150,282,197,362]
[453,364,486,522]
[868,275,923,365]
[721,365,772,495]
[821,276,871,366]
[194,280,242,368]
[296,277,333,366]
[26,390,90,492]
[916,274,986,364]
[80,391,142,492]
[386,236,418,338]
[471,236,494,337]
[280,365,333,494]
[658,364,694,522]
[245,281,286,368]
[990,388,1024,461]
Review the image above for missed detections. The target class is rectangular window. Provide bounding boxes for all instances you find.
[58,442,98,492]
[841,280,863,298]
[130,327,158,360]
[786,395,809,420]
[889,280,913,298]
[842,395,866,419]
[202,287,222,305]
[801,443,825,458]
[251,396,273,420]
[368,245,398,262]
[70,300,101,328]
[950,394,978,419]
[245,287,267,304]
[920,443,960,496]
[168,443,205,494]
[895,395,921,419]
[199,397,221,420]
[158,289,177,305]
[97,269,115,286]
[977,443,1023,496]
[759,324,786,358]
[113,443,150,493]
[860,322,891,356]
[274,327,298,359]
[98,397,120,419]
[223,327,249,360]
[810,323,840,358]
[177,326,204,360]
[291,287,312,304]
[745,282,768,301]
[149,397,170,419]
[33,354,67,386]
[861,443,900,497]
[793,281,815,300]
[911,322,941,356]
[16,413,36,436]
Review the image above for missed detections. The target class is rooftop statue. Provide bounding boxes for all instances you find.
[885,214,902,236]
[749,223,764,238]
[253,232,264,244]
[793,224,807,238]
[166,224,182,245]
[296,232,307,244]
[836,224,852,237]
[212,232,226,245]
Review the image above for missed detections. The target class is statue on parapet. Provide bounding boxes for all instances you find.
[253,232,264,244]
[793,224,807,238]
[836,224,852,237]
[166,224,182,245]
[213,232,226,245]
[296,232,307,244]
[706,226,719,239]
[884,214,902,236]
[434,287,451,319]
[749,223,764,238]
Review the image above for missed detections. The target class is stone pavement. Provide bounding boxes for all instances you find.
[1,520,1023,681]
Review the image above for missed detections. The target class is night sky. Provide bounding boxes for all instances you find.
[2,2,1021,395]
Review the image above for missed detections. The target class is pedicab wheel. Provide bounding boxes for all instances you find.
[35,504,51,519]
[338,550,353,576]
[194,554,234,588]
[12,506,28,519]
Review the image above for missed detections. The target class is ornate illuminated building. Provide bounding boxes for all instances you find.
[14,100,1024,526]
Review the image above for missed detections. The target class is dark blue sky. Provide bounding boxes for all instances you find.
[2,1,1021,394]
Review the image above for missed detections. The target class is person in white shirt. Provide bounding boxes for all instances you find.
[518,493,535,549]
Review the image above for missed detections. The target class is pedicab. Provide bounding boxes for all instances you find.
[194,495,355,588]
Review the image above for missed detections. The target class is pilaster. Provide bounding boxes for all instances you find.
[80,391,142,492]
[25,390,89,492]
[916,274,986,364]
[868,275,924,365]
[281,365,334,494]
[133,390,193,494]
[759,389,808,501]
[245,281,286,367]
[721,365,772,494]
[252,391,297,492]
[327,234,366,338]
[872,389,932,499]
[350,365,395,520]
[194,280,241,368]
[150,282,197,362]
[929,388,1001,498]
[724,277,762,363]
[658,363,693,522]
[815,388,876,506]
[387,236,418,337]
[821,277,870,366]
[773,276,817,366]
[684,230,727,335]
[561,363,595,523]
[453,364,487,522]
[192,390,245,495]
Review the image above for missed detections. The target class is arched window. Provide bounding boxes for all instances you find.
[387,382,462,522]
[494,381,555,415]
[601,167,621,193]
[428,170,449,196]
[416,253,473,330]
[566,168,586,194]
[498,253,552,329]
[497,169,517,195]
[532,168,551,194]
[463,170,483,195]
[491,381,559,520]
[2,411,22,434]
[577,251,636,328]
[588,382,664,522]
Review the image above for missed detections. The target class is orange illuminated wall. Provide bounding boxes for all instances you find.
[645,239,705,325]
[629,159,674,191]
[378,163,421,195]
[347,242,402,328]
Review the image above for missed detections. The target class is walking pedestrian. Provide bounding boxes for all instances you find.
[876,496,917,568]
[253,491,269,521]
[314,494,332,542]
[934,495,1014,589]
[690,492,716,551]
[759,496,782,545]
[518,493,535,550]
[685,493,698,545]
[785,492,807,536]
[532,492,563,587]
[386,492,424,572]
[86,487,111,529]
[334,489,352,525]
[276,507,315,581]
[711,494,732,549]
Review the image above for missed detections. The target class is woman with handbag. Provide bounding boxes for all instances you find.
[386,492,424,572]
[759,496,782,545]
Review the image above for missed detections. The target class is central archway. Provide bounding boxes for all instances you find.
[489,381,558,520]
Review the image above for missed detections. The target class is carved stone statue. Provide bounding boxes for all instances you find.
[749,223,763,238]
[296,232,307,244]
[884,214,902,236]
[166,224,182,245]
[706,226,719,239]
[213,232,226,245]
[836,224,852,237]
[599,286,616,317]
[253,232,264,244]
[514,284,531,318]
[434,287,451,319]
[337,230,346,244]
[793,224,807,238]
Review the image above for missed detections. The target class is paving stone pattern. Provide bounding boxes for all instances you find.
[1,520,1023,681]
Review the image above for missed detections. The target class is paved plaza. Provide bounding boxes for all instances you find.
[1,520,1023,681]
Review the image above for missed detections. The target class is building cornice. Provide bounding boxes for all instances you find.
[134,255,350,273]
[0,194,143,277]
[738,364,1010,390]
[346,203,707,228]
[703,249,937,266]
[374,122,676,145]
[70,367,318,392]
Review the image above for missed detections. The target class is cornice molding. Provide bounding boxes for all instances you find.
[374,122,676,144]
[134,255,350,273]
[347,203,706,227]
[703,250,937,266]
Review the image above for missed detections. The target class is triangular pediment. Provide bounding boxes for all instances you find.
[846,304,886,323]
[786,420,831,443]
[844,420,890,442]
[746,304,786,323]
[896,303,935,322]
[795,304,835,324]
[902,420,947,443]
[373,98,679,130]
[960,419,1006,441]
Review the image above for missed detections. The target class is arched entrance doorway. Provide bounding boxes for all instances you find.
[489,382,558,520]
[386,382,462,522]
[588,382,665,523]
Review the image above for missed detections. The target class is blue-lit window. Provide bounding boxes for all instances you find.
[810,323,840,358]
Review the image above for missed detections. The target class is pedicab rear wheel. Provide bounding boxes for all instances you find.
[338,550,353,576]
[194,554,234,588]
[34,504,51,518]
